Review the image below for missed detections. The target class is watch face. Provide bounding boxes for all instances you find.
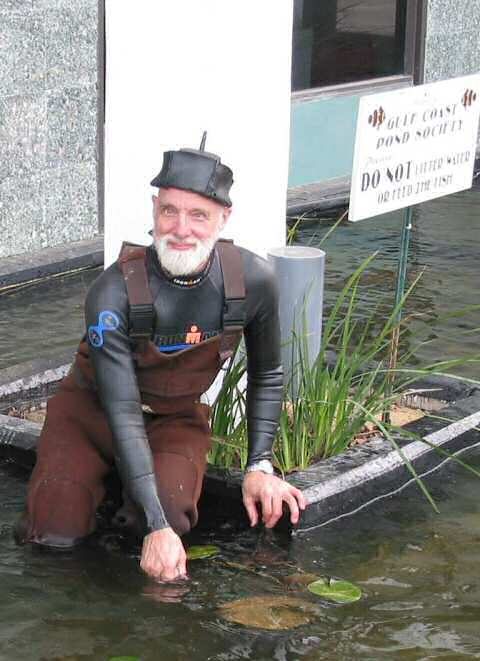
[260,461,274,474]
[247,460,274,474]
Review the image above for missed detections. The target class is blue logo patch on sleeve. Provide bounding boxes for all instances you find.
[88,310,120,348]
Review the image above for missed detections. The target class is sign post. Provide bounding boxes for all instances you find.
[349,74,480,404]
[388,205,413,379]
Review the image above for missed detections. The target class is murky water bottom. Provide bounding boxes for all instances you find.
[2,453,480,660]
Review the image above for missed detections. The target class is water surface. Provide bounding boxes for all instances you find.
[294,187,479,377]
[2,453,480,660]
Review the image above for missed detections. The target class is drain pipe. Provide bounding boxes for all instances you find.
[267,246,325,396]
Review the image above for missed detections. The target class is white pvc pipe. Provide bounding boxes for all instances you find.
[268,246,325,394]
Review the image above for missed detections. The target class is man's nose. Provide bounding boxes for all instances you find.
[173,213,192,239]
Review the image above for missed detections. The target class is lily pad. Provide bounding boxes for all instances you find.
[218,595,320,630]
[307,577,362,603]
[186,544,220,560]
[108,657,140,661]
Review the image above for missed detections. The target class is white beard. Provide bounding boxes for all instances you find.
[153,226,221,276]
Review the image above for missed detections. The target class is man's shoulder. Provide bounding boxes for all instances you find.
[230,245,278,307]
[86,259,127,309]
[235,245,275,286]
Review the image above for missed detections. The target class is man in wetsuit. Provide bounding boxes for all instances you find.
[16,138,305,581]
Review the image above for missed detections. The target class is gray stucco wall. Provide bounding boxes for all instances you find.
[0,0,99,260]
[424,0,480,83]
[424,0,480,152]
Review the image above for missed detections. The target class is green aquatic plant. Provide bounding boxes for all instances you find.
[307,577,362,603]
[186,545,220,560]
[287,208,348,247]
[282,571,362,603]
[209,253,413,472]
[216,564,361,629]
[274,252,419,471]
[207,252,480,512]
[208,350,248,470]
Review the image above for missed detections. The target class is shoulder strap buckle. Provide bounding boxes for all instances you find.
[118,243,155,350]
[216,239,246,328]
[129,303,155,340]
[223,297,246,327]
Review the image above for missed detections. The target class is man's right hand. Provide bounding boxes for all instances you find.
[140,527,187,581]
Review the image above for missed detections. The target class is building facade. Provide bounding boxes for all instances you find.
[0,0,100,260]
[289,0,480,206]
[0,0,478,259]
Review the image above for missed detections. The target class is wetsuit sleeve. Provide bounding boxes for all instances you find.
[85,264,169,532]
[243,255,283,466]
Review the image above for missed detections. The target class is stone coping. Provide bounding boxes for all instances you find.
[0,237,103,290]
[0,356,479,532]
[204,391,480,532]
[0,354,73,414]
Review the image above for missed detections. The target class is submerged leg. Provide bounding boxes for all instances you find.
[15,385,113,548]
[146,404,211,536]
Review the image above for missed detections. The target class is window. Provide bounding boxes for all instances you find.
[292,0,409,91]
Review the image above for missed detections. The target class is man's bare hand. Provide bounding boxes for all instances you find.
[140,527,187,581]
[242,471,306,529]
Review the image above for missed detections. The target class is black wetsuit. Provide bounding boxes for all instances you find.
[85,244,283,532]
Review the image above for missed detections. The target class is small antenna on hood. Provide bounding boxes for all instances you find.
[199,131,207,151]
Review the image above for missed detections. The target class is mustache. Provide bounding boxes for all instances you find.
[156,234,200,248]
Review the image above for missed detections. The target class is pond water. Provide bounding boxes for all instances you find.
[0,188,479,659]
[294,187,480,378]
[0,189,478,376]
[0,267,101,371]
[2,452,480,660]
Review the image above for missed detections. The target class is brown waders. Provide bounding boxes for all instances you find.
[16,241,245,548]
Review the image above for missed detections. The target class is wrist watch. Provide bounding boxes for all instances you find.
[245,459,275,475]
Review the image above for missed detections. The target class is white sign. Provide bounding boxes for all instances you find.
[349,74,480,222]
[104,0,293,266]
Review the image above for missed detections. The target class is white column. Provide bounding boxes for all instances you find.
[104,0,294,266]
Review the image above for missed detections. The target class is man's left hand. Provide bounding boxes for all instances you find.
[242,471,306,529]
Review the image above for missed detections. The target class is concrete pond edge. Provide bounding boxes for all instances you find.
[0,237,103,290]
[0,357,479,532]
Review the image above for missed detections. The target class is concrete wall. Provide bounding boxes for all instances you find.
[423,0,480,83]
[0,0,99,260]
[423,0,480,151]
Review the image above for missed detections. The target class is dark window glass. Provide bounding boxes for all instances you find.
[292,0,408,91]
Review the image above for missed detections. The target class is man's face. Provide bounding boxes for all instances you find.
[152,187,230,276]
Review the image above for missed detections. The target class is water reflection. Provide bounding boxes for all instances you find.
[2,449,480,659]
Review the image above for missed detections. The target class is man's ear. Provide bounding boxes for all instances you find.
[152,194,158,221]
[220,207,232,229]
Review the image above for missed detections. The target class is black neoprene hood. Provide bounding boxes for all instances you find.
[150,133,234,207]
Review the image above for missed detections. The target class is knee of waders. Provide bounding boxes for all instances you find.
[21,478,98,549]
[162,504,196,537]
[112,500,192,540]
